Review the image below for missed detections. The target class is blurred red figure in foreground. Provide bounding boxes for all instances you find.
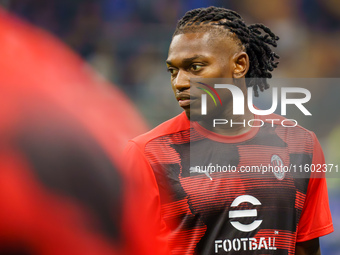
[0,7,168,255]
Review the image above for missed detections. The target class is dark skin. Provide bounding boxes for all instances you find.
[296,238,321,255]
[167,32,253,136]
[166,31,321,254]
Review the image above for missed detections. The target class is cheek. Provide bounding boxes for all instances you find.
[171,80,177,93]
[211,59,233,78]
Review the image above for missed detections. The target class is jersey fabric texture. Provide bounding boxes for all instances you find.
[125,111,334,255]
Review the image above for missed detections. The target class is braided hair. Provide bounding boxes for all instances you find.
[173,6,280,97]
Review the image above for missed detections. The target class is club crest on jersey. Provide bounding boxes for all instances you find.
[271,155,285,180]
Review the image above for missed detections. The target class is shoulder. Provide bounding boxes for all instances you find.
[130,111,190,149]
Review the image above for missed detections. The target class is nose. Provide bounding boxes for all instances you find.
[173,70,190,91]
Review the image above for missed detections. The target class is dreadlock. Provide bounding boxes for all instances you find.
[173,6,280,97]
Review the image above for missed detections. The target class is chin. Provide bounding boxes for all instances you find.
[184,108,203,121]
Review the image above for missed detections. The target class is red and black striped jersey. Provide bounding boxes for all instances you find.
[126,111,334,255]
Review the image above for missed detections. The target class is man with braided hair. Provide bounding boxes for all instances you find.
[125,6,333,255]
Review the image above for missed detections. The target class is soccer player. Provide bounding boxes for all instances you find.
[125,6,334,255]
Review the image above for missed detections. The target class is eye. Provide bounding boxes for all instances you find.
[190,64,203,72]
[167,67,178,75]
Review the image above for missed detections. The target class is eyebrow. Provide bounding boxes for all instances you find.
[166,55,205,65]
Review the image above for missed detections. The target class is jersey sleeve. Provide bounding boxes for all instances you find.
[296,132,334,242]
[123,140,170,255]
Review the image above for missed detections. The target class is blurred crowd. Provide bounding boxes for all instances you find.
[3,0,340,125]
[1,0,340,253]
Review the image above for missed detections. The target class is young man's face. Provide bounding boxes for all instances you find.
[166,31,243,120]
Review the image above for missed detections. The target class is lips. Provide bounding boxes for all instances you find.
[176,94,197,107]
[178,99,191,107]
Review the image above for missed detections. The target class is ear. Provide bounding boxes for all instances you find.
[232,52,249,79]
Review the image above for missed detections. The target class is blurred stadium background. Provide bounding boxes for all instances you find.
[1,0,339,253]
